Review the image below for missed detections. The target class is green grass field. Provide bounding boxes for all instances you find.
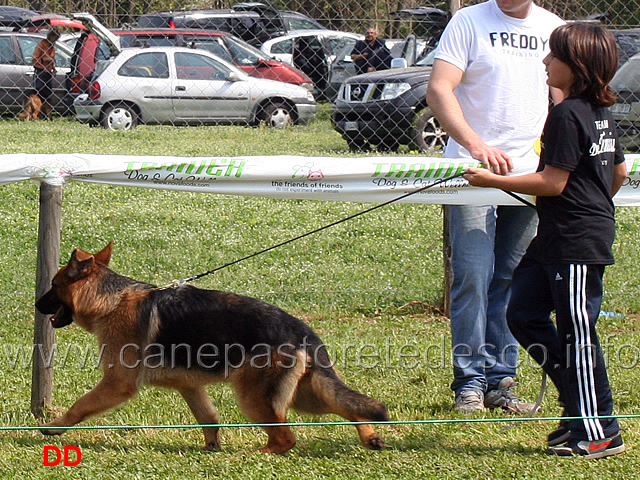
[0,112,639,478]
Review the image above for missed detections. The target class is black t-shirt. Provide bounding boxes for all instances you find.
[532,96,625,265]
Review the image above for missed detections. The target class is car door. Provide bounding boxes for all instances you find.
[171,51,251,121]
[264,37,293,65]
[0,35,24,111]
[323,34,359,64]
[117,51,174,122]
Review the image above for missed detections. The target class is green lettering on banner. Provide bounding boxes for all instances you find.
[630,158,640,176]
[225,160,245,177]
[387,163,406,177]
[205,161,223,176]
[404,164,427,178]
[434,162,456,177]
[156,162,180,171]
[372,163,385,177]
[124,159,245,178]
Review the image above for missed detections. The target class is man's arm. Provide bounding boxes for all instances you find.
[426,59,513,175]
[350,41,368,61]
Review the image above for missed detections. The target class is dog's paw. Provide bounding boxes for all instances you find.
[203,441,221,451]
[364,433,386,450]
[40,423,66,436]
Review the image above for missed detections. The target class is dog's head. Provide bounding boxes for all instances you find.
[36,242,113,328]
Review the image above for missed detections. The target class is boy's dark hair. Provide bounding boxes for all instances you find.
[549,22,618,107]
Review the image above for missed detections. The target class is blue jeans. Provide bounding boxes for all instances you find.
[447,205,537,394]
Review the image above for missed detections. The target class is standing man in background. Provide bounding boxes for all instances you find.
[32,28,61,119]
[426,0,564,413]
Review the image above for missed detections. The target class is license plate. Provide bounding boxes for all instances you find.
[344,121,359,131]
[610,103,631,114]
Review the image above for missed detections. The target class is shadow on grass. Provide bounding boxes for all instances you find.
[6,428,541,459]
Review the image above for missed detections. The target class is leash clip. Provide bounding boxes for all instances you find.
[157,278,186,290]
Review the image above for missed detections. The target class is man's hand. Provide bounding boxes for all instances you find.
[468,144,513,176]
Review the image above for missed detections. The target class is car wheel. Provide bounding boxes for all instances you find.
[345,135,371,152]
[412,108,448,152]
[260,101,294,129]
[101,104,138,131]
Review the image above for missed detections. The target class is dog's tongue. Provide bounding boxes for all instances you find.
[50,305,68,328]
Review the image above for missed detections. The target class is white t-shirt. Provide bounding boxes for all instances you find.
[434,0,564,165]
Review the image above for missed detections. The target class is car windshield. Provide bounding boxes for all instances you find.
[611,56,640,91]
[220,36,267,65]
[415,47,436,66]
[181,36,233,63]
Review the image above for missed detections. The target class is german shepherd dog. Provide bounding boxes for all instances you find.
[17,94,43,120]
[35,243,388,454]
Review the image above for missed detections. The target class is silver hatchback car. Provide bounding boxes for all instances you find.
[73,46,316,130]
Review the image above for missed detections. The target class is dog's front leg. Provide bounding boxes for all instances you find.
[177,386,221,450]
[40,370,139,435]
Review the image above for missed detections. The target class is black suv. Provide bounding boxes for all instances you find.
[136,2,324,47]
[331,48,447,152]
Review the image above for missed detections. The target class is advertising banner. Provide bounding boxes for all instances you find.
[2,153,640,206]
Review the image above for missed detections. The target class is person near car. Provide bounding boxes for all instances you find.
[425,0,564,414]
[351,27,391,75]
[464,22,626,459]
[32,28,61,118]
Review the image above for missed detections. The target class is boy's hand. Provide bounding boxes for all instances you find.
[463,167,498,187]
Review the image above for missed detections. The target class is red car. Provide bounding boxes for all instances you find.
[68,14,313,95]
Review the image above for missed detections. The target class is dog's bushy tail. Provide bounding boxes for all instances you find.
[319,368,389,422]
[296,343,388,422]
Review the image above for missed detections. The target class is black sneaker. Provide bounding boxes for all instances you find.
[547,419,571,446]
[547,433,625,459]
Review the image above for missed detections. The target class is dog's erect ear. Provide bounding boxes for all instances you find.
[94,242,113,266]
[66,249,95,281]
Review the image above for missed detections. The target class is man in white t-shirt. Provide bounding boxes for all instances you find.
[426,0,564,414]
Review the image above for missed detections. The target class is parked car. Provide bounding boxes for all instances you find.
[260,30,361,98]
[73,46,317,130]
[0,6,38,29]
[611,28,640,68]
[388,6,449,41]
[136,2,324,47]
[113,28,313,89]
[611,51,640,150]
[332,47,446,152]
[0,31,75,115]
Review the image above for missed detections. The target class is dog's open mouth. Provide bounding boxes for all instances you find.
[36,290,74,328]
[50,305,73,328]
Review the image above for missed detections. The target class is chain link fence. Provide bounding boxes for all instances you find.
[1,1,640,149]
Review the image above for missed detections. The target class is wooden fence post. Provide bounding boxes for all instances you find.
[443,206,452,318]
[31,182,62,419]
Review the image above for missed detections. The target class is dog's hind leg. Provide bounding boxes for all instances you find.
[231,352,306,454]
[177,385,221,450]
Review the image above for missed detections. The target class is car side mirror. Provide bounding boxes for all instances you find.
[390,58,408,69]
[227,71,243,82]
